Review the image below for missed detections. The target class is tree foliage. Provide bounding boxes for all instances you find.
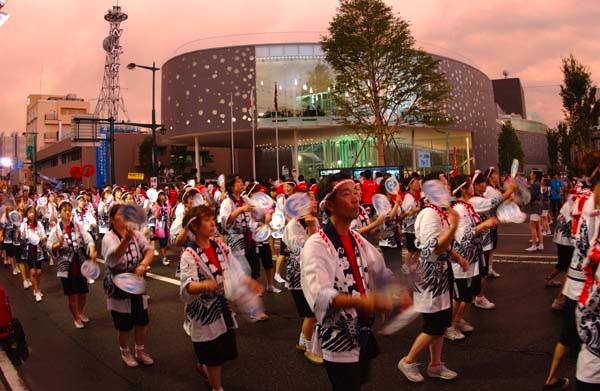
[321,0,451,165]
[498,121,524,173]
[306,62,334,93]
[557,121,573,173]
[546,128,560,174]
[560,54,600,152]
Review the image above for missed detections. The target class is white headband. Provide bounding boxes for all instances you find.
[472,169,481,185]
[185,216,197,229]
[452,181,468,195]
[485,166,495,180]
[318,179,355,211]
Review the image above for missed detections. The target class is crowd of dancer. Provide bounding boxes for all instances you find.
[0,154,598,391]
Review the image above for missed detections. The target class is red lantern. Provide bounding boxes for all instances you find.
[82,164,95,177]
[69,166,82,180]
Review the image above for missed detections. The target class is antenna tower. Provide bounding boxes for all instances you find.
[95,4,129,121]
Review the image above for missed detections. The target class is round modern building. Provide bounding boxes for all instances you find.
[161,42,498,180]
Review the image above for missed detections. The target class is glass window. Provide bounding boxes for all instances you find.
[255,48,335,119]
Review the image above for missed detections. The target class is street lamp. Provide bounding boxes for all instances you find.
[127,61,160,179]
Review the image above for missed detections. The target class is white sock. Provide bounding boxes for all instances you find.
[305,339,312,353]
[298,333,306,346]
[135,345,144,351]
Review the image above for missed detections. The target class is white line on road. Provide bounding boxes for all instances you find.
[96,258,181,286]
[494,259,555,265]
[146,272,180,286]
[0,349,29,391]
[494,253,557,259]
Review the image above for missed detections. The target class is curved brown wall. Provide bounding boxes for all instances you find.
[161,45,256,136]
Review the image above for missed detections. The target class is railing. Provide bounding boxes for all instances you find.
[257,115,345,128]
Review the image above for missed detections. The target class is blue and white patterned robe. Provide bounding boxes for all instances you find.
[301,222,388,363]
[180,239,239,343]
[413,206,452,313]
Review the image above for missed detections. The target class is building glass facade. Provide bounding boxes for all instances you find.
[162,42,499,180]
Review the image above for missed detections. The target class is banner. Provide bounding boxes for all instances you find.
[452,147,458,177]
[96,128,109,187]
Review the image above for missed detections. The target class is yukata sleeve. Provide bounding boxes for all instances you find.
[415,209,442,260]
[454,205,475,247]
[102,233,121,268]
[471,195,502,215]
[219,199,235,231]
[46,226,60,253]
[78,223,95,249]
[282,220,307,253]
[300,235,340,327]
[179,249,200,305]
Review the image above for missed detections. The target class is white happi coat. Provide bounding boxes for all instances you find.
[413,206,453,313]
[564,194,598,302]
[451,201,482,279]
[179,239,240,343]
[301,225,388,363]
[102,230,152,313]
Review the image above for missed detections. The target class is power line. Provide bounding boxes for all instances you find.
[523,84,561,89]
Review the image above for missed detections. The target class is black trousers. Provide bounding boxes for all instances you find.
[323,358,371,391]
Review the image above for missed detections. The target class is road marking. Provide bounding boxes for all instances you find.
[0,349,29,391]
[494,259,555,265]
[96,259,181,286]
[494,253,557,259]
[146,272,180,286]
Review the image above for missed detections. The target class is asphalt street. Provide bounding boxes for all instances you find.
[0,222,575,391]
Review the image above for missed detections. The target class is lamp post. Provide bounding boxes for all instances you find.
[127,61,160,179]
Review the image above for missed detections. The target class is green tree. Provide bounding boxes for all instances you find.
[138,136,153,179]
[306,62,334,93]
[321,0,451,166]
[560,54,600,153]
[498,121,524,173]
[546,128,559,174]
[556,121,573,173]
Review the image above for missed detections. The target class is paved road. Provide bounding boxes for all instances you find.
[0,222,575,391]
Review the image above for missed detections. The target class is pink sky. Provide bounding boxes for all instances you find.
[1,0,599,133]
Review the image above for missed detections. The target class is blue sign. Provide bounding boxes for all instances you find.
[417,150,431,168]
[96,128,109,187]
